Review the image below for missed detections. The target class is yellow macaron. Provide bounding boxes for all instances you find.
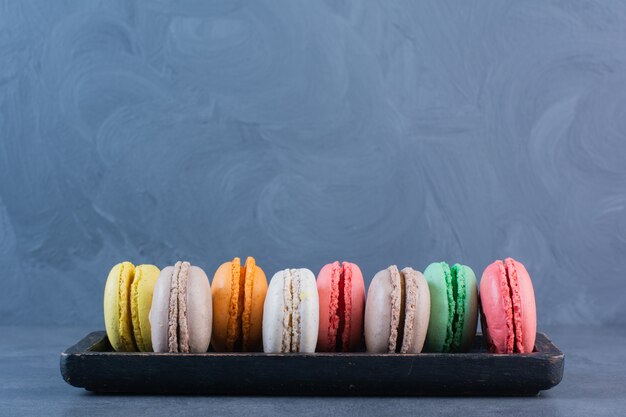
[103,262,160,352]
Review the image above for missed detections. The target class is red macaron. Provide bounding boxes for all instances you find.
[479,258,537,353]
[316,261,366,352]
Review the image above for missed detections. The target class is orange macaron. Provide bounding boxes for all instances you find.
[211,257,268,352]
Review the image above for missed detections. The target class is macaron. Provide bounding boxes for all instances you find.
[211,257,268,352]
[423,262,478,353]
[479,258,537,353]
[103,262,160,352]
[263,268,319,353]
[149,261,212,353]
[364,266,430,354]
[316,261,366,352]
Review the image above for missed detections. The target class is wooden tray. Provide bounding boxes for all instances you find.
[60,332,563,396]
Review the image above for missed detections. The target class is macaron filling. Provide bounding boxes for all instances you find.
[167,261,191,353]
[131,267,145,351]
[281,269,292,352]
[388,266,402,352]
[505,258,525,353]
[336,269,346,351]
[221,257,259,352]
[387,266,420,353]
[326,262,341,350]
[495,260,515,353]
[395,270,406,353]
[399,268,418,353]
[436,262,471,353]
[241,257,256,351]
[167,262,180,352]
[440,262,456,352]
[324,262,354,352]
[226,258,243,351]
[339,263,352,351]
[291,269,302,352]
[279,268,303,352]
[177,262,190,353]
[449,264,467,351]
[118,262,137,351]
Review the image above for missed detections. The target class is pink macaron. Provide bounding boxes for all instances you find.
[316,261,366,352]
[479,258,537,353]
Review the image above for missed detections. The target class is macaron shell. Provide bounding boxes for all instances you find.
[364,268,394,353]
[423,262,452,352]
[316,262,340,351]
[103,262,137,352]
[241,259,268,351]
[149,266,174,353]
[297,268,320,353]
[263,270,288,353]
[456,265,478,352]
[509,259,537,352]
[400,268,431,354]
[345,262,366,351]
[186,266,212,353]
[210,261,237,352]
[479,261,513,353]
[131,264,160,352]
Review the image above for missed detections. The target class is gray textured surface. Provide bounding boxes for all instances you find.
[2,326,625,416]
[1,1,626,326]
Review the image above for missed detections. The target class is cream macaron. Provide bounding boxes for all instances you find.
[262,268,319,353]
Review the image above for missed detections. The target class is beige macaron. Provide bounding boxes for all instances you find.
[364,266,430,353]
[149,261,212,353]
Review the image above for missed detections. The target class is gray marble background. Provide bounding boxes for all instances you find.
[1,1,625,326]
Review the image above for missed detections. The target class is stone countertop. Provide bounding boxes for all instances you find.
[1,325,624,417]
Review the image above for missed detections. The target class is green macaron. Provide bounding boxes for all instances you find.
[423,262,478,352]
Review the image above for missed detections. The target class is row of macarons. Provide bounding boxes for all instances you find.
[103,257,536,355]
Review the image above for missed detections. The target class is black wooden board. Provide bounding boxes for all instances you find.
[60,332,563,396]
